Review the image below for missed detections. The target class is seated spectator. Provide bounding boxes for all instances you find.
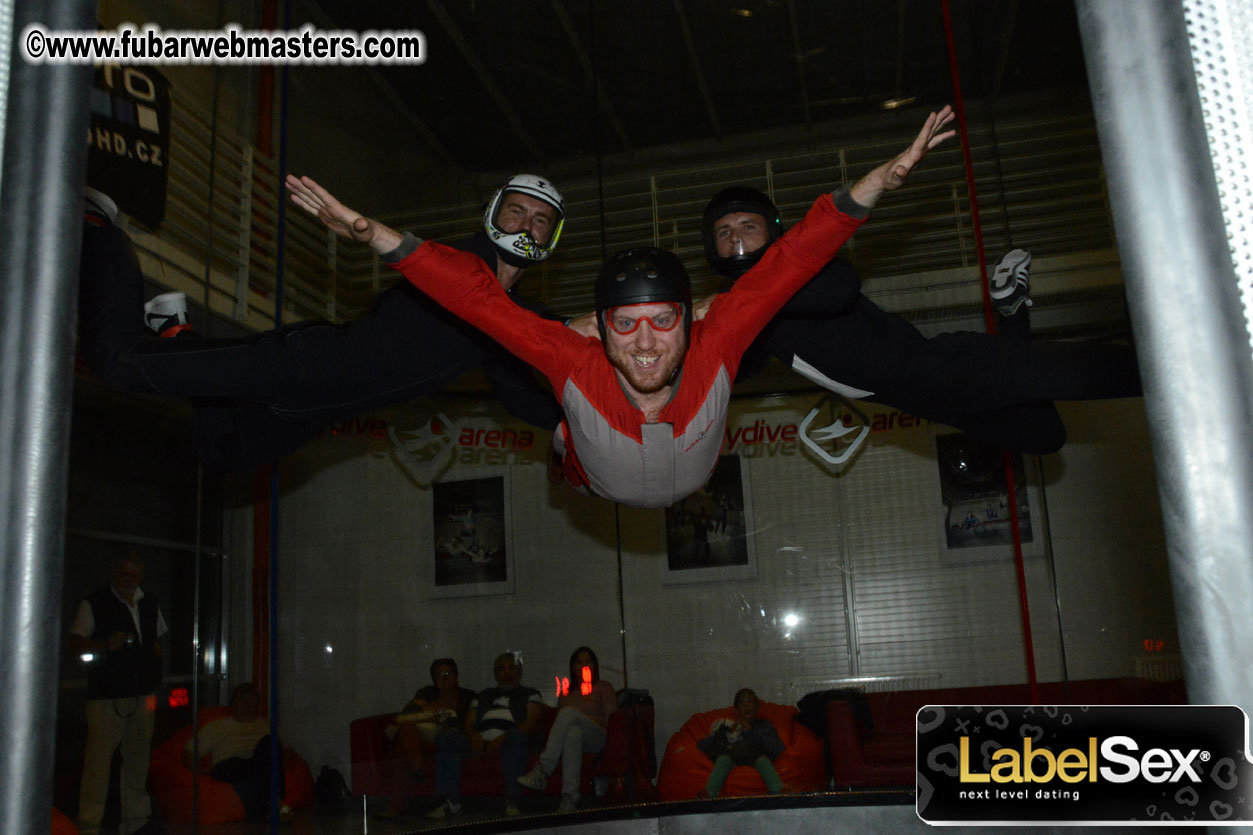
[377,657,475,820]
[517,646,617,812]
[697,689,784,797]
[183,683,293,822]
[426,651,544,819]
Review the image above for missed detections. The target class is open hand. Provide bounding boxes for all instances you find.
[850,106,956,207]
[286,174,404,254]
[692,293,717,322]
[566,311,601,339]
[882,105,955,191]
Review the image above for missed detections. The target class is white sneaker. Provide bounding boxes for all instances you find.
[144,292,189,336]
[424,798,461,819]
[517,765,547,790]
[504,801,521,816]
[84,187,118,225]
[990,248,1032,316]
[557,793,578,813]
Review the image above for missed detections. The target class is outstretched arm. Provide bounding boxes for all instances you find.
[848,105,955,208]
[285,174,405,255]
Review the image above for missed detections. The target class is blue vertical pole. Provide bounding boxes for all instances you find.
[267,1,294,828]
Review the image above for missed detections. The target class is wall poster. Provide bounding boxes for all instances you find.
[663,454,758,584]
[935,433,1044,560]
[429,469,514,597]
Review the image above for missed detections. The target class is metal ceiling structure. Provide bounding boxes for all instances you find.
[307,0,1089,173]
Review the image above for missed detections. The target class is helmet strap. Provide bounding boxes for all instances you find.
[494,243,531,269]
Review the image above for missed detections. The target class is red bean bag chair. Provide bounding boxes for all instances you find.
[149,706,315,824]
[657,701,826,800]
[50,807,77,835]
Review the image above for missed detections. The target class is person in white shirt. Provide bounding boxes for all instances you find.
[68,551,168,835]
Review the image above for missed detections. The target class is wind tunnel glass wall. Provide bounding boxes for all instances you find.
[49,0,1190,832]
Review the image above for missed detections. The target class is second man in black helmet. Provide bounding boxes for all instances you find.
[698,186,1143,453]
[288,108,956,508]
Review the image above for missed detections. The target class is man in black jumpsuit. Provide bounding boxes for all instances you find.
[701,187,1142,453]
[78,175,566,470]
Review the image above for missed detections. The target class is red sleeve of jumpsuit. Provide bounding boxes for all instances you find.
[389,241,595,387]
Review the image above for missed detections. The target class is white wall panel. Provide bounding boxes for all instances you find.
[1040,399,1178,680]
[271,400,624,774]
[258,392,1173,777]
[621,397,856,757]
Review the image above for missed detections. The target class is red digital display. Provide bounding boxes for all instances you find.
[1142,639,1166,652]
[556,667,595,698]
[168,687,189,708]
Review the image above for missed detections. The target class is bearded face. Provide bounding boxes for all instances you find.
[602,302,688,396]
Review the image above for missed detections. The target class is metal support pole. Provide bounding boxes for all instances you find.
[0,1,95,833]
[1076,0,1253,711]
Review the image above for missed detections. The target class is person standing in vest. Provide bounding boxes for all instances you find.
[426,651,544,820]
[68,550,167,835]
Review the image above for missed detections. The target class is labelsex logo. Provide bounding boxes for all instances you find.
[961,736,1207,784]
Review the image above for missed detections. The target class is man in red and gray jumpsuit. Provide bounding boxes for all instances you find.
[287,108,955,508]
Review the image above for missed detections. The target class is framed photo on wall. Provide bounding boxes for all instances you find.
[662,454,758,584]
[934,432,1046,561]
[428,469,515,597]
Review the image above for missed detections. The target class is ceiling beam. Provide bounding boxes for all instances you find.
[672,0,722,137]
[549,0,633,153]
[301,1,461,170]
[425,0,547,166]
[786,0,812,126]
[991,0,1021,100]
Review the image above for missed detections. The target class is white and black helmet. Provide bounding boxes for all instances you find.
[483,174,565,268]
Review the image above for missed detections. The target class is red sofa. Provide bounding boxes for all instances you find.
[657,701,826,800]
[350,702,656,801]
[149,706,315,825]
[826,677,1187,788]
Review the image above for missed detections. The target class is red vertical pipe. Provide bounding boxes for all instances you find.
[941,0,997,337]
[940,0,1039,702]
[252,469,270,702]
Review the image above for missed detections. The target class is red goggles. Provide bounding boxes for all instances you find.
[604,303,683,335]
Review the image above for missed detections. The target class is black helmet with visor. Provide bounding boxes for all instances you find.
[700,186,783,279]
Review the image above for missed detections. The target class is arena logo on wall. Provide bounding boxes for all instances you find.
[322,407,542,479]
[723,407,931,457]
[917,704,1253,824]
[327,399,930,473]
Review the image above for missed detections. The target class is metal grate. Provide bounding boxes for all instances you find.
[1132,654,1184,682]
[1183,0,1253,355]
